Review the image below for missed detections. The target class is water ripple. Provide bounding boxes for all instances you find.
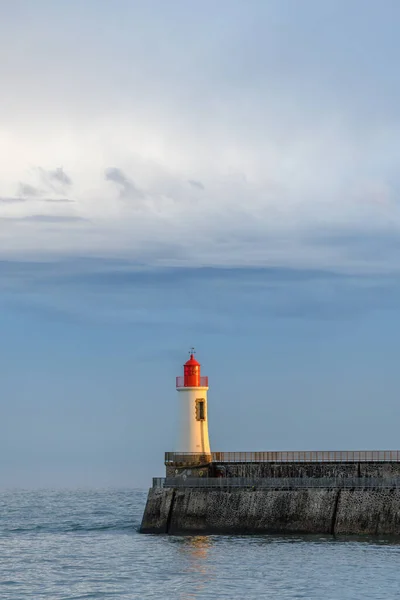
[0,489,399,599]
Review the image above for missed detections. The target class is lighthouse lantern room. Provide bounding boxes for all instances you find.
[176,350,211,455]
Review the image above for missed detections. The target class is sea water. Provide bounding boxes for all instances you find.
[0,489,399,599]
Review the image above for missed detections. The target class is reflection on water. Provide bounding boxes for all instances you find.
[175,536,214,600]
[180,536,212,566]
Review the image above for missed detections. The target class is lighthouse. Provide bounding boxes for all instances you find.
[176,350,211,455]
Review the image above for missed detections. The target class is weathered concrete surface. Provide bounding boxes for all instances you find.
[335,489,400,535]
[217,462,400,479]
[140,488,338,534]
[168,488,337,535]
[360,463,400,478]
[139,488,175,534]
[168,462,400,479]
[140,487,400,535]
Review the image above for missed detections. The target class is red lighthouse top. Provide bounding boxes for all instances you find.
[176,350,209,388]
[184,353,201,387]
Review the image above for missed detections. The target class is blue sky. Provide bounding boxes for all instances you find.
[1,1,400,488]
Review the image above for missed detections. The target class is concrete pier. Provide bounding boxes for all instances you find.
[140,461,400,535]
[140,486,400,536]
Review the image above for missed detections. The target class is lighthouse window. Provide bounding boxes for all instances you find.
[196,399,205,421]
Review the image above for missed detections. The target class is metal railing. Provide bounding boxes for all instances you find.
[176,376,209,388]
[165,450,400,465]
[153,477,400,490]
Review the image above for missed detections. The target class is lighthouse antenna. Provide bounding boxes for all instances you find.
[189,347,196,357]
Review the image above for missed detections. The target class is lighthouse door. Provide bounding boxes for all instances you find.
[196,399,206,421]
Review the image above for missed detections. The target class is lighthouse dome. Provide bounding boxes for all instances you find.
[185,354,200,368]
[184,353,201,386]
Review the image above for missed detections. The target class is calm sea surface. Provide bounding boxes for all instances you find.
[1,489,400,599]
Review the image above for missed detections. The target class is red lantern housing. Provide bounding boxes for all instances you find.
[176,353,208,388]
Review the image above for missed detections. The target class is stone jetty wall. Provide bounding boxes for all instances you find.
[140,486,400,535]
[140,461,400,535]
[214,461,400,479]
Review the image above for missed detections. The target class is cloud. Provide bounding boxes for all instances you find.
[1,259,400,326]
[43,198,74,203]
[188,180,205,191]
[104,167,144,200]
[0,195,73,204]
[18,183,41,197]
[38,167,73,192]
[0,215,87,223]
[24,215,86,223]
[0,197,27,204]
[47,167,72,187]
[0,2,400,273]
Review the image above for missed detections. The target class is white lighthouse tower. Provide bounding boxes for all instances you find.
[176,350,211,456]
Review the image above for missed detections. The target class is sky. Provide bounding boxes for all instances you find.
[1,0,400,488]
